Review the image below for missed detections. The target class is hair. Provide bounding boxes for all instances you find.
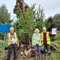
[34,28,40,33]
[43,27,47,31]
[10,27,14,31]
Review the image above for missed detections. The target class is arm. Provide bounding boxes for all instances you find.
[6,33,12,43]
[49,33,55,37]
[7,40,11,42]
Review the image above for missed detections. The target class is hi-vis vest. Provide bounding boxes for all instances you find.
[32,34,42,46]
[41,32,50,45]
[7,32,18,46]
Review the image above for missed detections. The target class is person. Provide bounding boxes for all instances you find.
[41,27,55,56]
[6,27,19,60]
[32,28,42,56]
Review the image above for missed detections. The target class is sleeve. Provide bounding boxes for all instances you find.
[49,33,55,37]
[32,34,34,46]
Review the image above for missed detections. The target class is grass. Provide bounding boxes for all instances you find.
[0,31,60,60]
[51,31,60,60]
[0,40,4,60]
[0,41,60,60]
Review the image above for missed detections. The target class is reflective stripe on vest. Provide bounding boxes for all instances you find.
[32,34,42,46]
[8,32,18,46]
[41,32,50,44]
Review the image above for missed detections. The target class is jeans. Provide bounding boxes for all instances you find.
[7,44,17,60]
[34,44,41,55]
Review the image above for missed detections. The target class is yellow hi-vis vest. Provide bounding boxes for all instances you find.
[41,32,50,45]
[32,34,42,46]
[7,32,18,46]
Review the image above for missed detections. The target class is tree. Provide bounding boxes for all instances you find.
[35,5,45,32]
[13,3,45,36]
[45,16,56,31]
[14,5,36,37]
[13,0,45,46]
[0,4,12,40]
[13,4,37,46]
[14,0,29,18]
[53,13,60,30]
[0,4,12,24]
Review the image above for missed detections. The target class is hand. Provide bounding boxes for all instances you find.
[38,40,40,42]
[7,40,12,43]
[17,43,19,46]
[9,40,12,43]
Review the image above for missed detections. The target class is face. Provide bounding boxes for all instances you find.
[10,29,14,35]
[35,30,39,34]
[43,27,47,33]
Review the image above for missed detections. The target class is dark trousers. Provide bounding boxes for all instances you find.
[7,44,17,60]
[44,44,51,55]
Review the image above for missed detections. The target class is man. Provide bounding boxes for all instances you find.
[6,27,19,60]
[41,27,55,56]
[32,28,42,55]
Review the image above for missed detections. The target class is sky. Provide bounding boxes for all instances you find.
[0,0,60,19]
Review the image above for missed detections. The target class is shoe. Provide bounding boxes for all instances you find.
[38,52,41,55]
[35,52,38,55]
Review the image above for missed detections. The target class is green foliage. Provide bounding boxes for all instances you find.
[0,4,12,39]
[36,5,45,32]
[50,31,60,42]
[0,33,4,39]
[51,51,60,60]
[0,40,3,56]
[45,17,56,31]
[0,4,12,24]
[14,5,37,37]
[54,31,60,41]
[14,5,20,18]
[44,20,51,29]
[53,13,60,30]
[0,39,60,60]
[13,4,45,38]
[0,30,60,60]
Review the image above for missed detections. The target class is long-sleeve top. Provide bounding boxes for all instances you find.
[43,32,55,45]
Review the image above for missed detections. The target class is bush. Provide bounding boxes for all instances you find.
[54,31,60,41]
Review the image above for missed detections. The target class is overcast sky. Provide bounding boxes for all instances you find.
[0,0,60,19]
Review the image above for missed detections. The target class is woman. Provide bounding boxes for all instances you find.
[32,28,42,56]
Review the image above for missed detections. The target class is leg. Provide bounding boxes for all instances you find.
[13,45,17,60]
[38,46,42,60]
[44,45,48,60]
[38,46,41,55]
[34,45,38,60]
[47,45,51,60]
[47,45,51,55]
[34,45,38,55]
[7,46,12,60]
[44,45,47,53]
